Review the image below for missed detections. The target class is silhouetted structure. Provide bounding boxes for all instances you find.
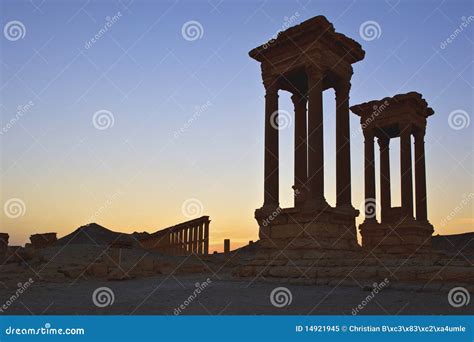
[30,233,57,249]
[224,239,230,254]
[351,92,435,253]
[0,233,8,263]
[140,216,210,256]
[250,16,365,254]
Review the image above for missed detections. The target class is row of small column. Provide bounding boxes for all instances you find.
[263,67,353,210]
[363,125,427,223]
[168,221,209,255]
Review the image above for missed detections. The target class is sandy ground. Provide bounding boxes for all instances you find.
[1,272,472,315]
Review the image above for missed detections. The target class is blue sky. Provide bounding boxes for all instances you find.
[1,0,473,248]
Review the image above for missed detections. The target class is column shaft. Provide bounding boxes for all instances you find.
[197,223,204,255]
[335,82,352,208]
[183,228,188,253]
[379,137,391,223]
[193,226,199,253]
[204,220,210,255]
[414,130,427,221]
[292,93,307,207]
[364,130,376,222]
[307,68,325,205]
[263,84,279,208]
[400,124,414,219]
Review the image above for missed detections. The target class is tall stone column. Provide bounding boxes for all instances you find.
[363,129,376,222]
[183,227,188,253]
[193,226,199,253]
[378,137,391,223]
[292,92,308,208]
[400,123,414,220]
[263,80,279,209]
[414,129,428,222]
[198,223,204,255]
[204,219,210,255]
[335,81,352,208]
[307,67,326,207]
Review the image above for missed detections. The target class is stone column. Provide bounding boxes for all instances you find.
[400,123,414,220]
[307,67,326,206]
[378,137,391,223]
[193,226,199,253]
[363,129,376,222]
[183,227,188,253]
[204,219,210,255]
[335,81,352,208]
[178,229,184,255]
[263,80,279,209]
[198,223,204,255]
[224,239,230,255]
[292,92,308,208]
[414,129,428,222]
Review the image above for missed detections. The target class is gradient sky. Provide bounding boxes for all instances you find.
[1,0,473,251]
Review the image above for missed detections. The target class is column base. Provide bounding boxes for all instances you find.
[360,220,434,255]
[255,205,360,250]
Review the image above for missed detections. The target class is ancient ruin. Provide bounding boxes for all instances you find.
[251,16,364,258]
[351,92,435,254]
[235,15,473,291]
[29,232,57,249]
[139,216,210,255]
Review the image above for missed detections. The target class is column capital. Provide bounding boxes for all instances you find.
[334,80,351,97]
[377,136,390,149]
[291,92,307,105]
[263,75,279,93]
[414,128,426,141]
[399,122,413,136]
[363,128,375,141]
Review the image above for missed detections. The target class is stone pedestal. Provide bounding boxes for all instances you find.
[360,220,434,255]
[237,206,361,279]
[256,206,359,252]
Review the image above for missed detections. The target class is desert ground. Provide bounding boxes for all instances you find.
[0,226,472,315]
